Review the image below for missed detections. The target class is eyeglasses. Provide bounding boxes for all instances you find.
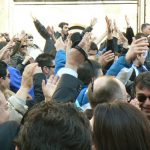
[137,94,150,102]
[47,65,55,69]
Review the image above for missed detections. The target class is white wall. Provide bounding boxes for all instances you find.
[0,1,138,50]
[12,3,137,49]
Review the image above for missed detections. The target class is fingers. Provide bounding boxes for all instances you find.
[23,63,38,76]
[47,75,59,85]
[104,52,115,62]
[133,37,148,44]
[42,79,46,92]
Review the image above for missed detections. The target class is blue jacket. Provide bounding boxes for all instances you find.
[106,56,132,76]
[76,85,89,106]
[54,50,66,74]
[8,66,34,99]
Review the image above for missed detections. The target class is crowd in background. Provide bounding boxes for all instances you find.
[0,14,150,150]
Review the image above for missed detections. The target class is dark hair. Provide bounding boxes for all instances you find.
[93,101,150,150]
[90,42,98,51]
[135,32,146,39]
[77,60,101,85]
[141,23,150,32]
[14,101,92,150]
[0,60,7,79]
[58,22,69,29]
[134,72,150,90]
[70,32,82,48]
[88,77,125,108]
[35,53,54,68]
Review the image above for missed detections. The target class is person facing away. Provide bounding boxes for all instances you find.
[14,101,92,150]
[93,101,150,150]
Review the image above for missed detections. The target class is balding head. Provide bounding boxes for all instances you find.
[88,76,127,108]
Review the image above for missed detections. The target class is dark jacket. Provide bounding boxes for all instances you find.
[52,74,83,103]
[0,121,19,150]
[33,19,56,56]
[33,73,46,104]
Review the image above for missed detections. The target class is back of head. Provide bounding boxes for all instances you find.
[90,42,98,51]
[141,23,150,36]
[135,32,146,39]
[77,60,101,85]
[141,23,150,32]
[15,101,92,150]
[88,76,126,108]
[134,72,150,90]
[70,32,82,48]
[93,101,150,150]
[35,53,54,68]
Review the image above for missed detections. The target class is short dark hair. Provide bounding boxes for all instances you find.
[58,22,69,29]
[77,60,101,85]
[93,101,150,150]
[135,32,146,39]
[134,72,150,90]
[35,53,54,68]
[15,101,92,150]
[88,77,125,108]
[141,23,150,32]
[0,60,7,79]
[90,42,98,51]
[70,32,82,48]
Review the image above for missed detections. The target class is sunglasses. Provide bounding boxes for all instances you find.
[137,94,150,102]
[47,65,55,68]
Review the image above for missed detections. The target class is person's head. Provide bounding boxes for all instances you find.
[26,34,34,46]
[87,42,98,58]
[35,53,55,78]
[93,101,150,150]
[77,60,102,86]
[134,72,150,119]
[58,22,69,36]
[0,60,10,90]
[15,101,92,150]
[19,41,27,55]
[141,23,150,36]
[0,90,9,124]
[70,32,82,48]
[88,76,127,109]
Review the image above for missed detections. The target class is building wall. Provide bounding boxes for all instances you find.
[0,0,149,49]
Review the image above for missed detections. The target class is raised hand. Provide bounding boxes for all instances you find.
[54,37,65,51]
[65,33,72,52]
[98,50,115,67]
[31,12,37,22]
[0,42,14,62]
[42,75,59,102]
[125,37,149,63]
[90,17,97,27]
[47,26,56,42]
[125,15,130,27]
[105,16,113,39]
[78,32,93,52]
[22,63,38,89]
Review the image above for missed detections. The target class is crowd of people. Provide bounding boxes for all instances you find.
[0,14,150,150]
